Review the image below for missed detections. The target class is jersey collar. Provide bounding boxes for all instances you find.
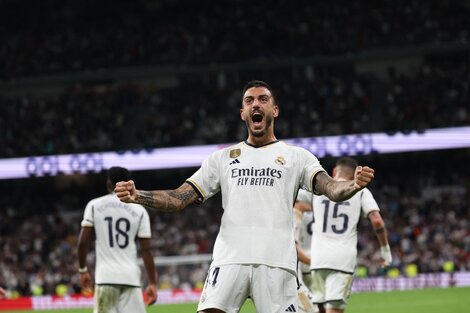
[244,140,279,148]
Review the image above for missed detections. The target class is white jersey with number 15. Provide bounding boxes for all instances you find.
[298,187,379,273]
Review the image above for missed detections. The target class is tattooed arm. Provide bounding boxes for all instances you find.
[114,180,198,212]
[314,166,375,202]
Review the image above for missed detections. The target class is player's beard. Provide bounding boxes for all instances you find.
[246,114,273,138]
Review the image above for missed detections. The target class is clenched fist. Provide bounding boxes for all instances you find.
[354,166,374,190]
[114,180,137,203]
[144,283,157,305]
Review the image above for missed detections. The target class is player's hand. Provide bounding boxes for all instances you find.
[354,166,374,190]
[380,244,392,268]
[79,272,93,294]
[114,180,137,203]
[144,283,157,305]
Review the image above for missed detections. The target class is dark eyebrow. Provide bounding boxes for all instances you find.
[244,94,270,100]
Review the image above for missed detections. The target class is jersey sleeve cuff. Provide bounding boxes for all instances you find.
[310,170,326,195]
[185,180,205,204]
[81,220,94,227]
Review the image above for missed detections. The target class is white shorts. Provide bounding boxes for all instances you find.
[310,269,354,309]
[197,264,298,313]
[301,272,313,290]
[94,284,145,313]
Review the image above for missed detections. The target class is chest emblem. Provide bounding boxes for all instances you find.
[275,156,286,166]
[230,149,241,158]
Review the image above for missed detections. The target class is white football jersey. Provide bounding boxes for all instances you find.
[187,141,325,274]
[81,193,151,286]
[294,207,314,274]
[297,187,379,273]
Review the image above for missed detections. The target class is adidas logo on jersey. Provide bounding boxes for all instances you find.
[285,304,296,312]
[229,159,240,165]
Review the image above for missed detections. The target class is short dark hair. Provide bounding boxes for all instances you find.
[242,80,277,105]
[107,166,131,185]
[335,157,358,171]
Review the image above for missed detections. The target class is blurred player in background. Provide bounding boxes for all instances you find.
[294,201,317,313]
[0,287,6,298]
[115,80,375,313]
[297,157,391,313]
[78,167,157,313]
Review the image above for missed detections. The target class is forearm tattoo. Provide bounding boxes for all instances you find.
[135,191,160,209]
[136,187,196,212]
[135,190,173,211]
[316,172,357,202]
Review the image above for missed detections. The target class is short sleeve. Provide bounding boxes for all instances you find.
[360,188,380,218]
[186,151,221,204]
[81,201,94,227]
[137,207,152,238]
[296,189,313,204]
[298,148,326,194]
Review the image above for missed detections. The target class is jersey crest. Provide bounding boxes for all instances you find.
[275,156,286,166]
[230,149,241,158]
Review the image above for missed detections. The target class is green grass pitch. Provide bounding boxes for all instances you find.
[2,287,468,313]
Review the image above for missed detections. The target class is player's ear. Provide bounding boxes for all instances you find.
[332,167,337,178]
[273,104,279,118]
[240,108,246,121]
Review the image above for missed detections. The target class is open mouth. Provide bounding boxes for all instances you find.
[251,112,264,123]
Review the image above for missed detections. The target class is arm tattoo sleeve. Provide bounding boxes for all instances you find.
[135,184,198,212]
[135,191,159,209]
[168,188,197,204]
[315,172,357,202]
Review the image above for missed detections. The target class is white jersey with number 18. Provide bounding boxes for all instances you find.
[305,187,379,273]
[81,193,151,286]
[187,141,325,275]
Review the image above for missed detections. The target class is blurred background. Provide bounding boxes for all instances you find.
[0,0,469,309]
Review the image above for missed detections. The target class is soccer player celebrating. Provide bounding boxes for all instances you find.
[78,167,157,313]
[115,80,375,313]
[297,157,392,313]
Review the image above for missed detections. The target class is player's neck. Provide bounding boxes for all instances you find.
[246,133,277,147]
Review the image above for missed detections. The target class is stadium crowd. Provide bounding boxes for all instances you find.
[1,0,470,79]
[0,151,469,296]
[1,52,469,158]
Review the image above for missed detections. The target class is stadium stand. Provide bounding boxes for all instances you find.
[1,0,469,78]
[1,52,469,158]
